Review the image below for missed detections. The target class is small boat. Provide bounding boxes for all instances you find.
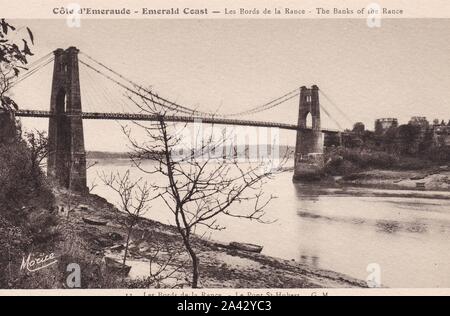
[104,257,131,276]
[82,217,108,226]
[229,242,263,253]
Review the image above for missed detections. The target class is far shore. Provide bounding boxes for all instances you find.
[89,156,450,199]
[331,168,450,197]
[300,184,450,200]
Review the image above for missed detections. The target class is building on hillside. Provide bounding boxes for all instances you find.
[352,122,365,134]
[433,120,450,147]
[409,116,430,130]
[375,118,398,135]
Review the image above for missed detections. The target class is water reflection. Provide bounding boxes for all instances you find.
[299,253,320,268]
[293,183,321,201]
[405,222,428,234]
[375,220,402,234]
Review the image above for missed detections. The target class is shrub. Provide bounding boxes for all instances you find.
[0,215,32,287]
[0,141,54,221]
[0,123,57,288]
[325,147,417,175]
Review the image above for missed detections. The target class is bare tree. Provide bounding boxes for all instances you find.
[86,160,99,193]
[87,177,98,193]
[87,160,98,170]
[100,170,152,267]
[146,242,187,288]
[125,238,189,289]
[123,90,287,288]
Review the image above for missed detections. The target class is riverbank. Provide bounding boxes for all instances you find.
[53,189,366,289]
[334,167,450,193]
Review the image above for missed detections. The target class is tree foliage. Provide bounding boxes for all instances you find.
[0,19,34,111]
[24,129,49,180]
[0,21,58,289]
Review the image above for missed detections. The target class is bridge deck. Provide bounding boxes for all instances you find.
[15,110,340,133]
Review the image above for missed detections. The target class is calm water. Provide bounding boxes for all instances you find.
[89,159,450,288]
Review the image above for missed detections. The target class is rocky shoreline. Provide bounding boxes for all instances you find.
[330,168,450,197]
[53,190,367,289]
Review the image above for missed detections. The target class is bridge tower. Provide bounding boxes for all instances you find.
[47,47,87,192]
[293,85,324,181]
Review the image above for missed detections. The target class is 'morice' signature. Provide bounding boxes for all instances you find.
[20,253,58,272]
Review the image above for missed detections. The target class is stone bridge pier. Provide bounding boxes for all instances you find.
[47,47,87,192]
[293,85,324,181]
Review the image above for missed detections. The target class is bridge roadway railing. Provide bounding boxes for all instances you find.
[15,110,340,134]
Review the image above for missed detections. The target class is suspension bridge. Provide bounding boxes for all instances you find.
[10,46,354,192]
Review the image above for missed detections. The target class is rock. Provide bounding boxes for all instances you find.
[129,249,143,259]
[0,112,18,144]
[107,232,123,241]
[82,217,108,226]
[207,240,230,249]
[110,244,125,252]
[229,242,263,253]
[104,257,131,276]
[416,182,426,190]
[93,237,114,248]
[78,204,89,211]
[134,241,150,253]
[138,241,150,248]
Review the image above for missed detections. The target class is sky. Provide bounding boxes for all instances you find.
[8,18,450,151]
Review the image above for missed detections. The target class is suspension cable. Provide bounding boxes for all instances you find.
[319,90,353,126]
[320,103,344,131]
[80,51,302,118]
[9,56,54,89]
[79,59,200,115]
[10,50,326,131]
[23,52,53,70]
[227,92,299,117]
[223,88,299,117]
[80,52,210,116]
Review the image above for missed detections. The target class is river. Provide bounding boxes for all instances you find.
[88,159,450,288]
